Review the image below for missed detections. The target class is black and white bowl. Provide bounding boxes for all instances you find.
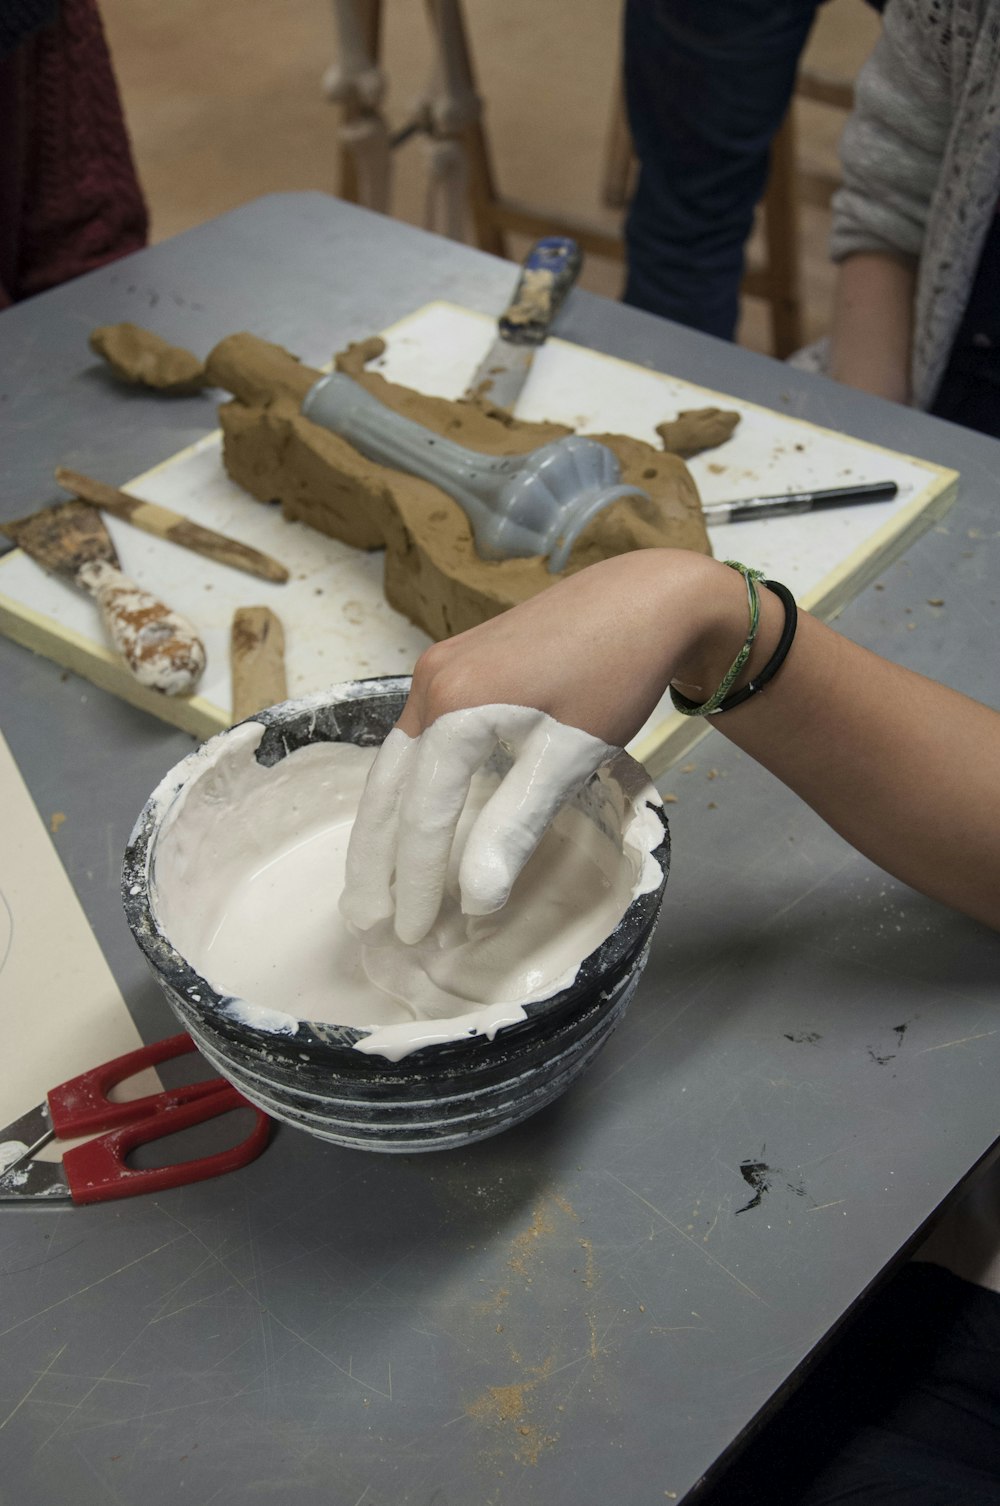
[123,679,669,1153]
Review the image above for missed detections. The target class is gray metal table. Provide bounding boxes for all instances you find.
[1,194,998,1506]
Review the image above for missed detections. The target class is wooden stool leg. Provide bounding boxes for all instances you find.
[424,0,506,255]
[760,109,804,358]
[326,0,384,206]
[600,74,634,211]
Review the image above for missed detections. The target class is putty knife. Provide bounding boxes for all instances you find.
[465,236,583,411]
[1,501,206,696]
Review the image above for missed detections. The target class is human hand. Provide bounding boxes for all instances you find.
[341,549,738,944]
[340,705,617,945]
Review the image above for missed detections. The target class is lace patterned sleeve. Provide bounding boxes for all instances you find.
[829,0,954,263]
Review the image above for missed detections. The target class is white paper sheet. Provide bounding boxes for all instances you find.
[0,729,155,1152]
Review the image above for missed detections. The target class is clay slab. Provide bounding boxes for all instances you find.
[0,302,957,765]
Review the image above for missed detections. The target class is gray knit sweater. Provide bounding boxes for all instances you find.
[830,0,1000,409]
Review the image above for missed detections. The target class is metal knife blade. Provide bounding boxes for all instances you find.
[466,340,536,410]
[465,236,583,410]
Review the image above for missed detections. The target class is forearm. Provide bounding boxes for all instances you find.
[829,251,917,404]
[398,549,1000,932]
[683,562,1000,929]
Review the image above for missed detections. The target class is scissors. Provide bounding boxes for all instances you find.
[0,1033,270,1205]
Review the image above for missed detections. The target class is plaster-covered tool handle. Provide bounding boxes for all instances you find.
[76,559,206,696]
[498,236,583,346]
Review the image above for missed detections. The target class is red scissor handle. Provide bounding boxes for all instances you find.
[61,1085,271,1205]
[48,1033,229,1137]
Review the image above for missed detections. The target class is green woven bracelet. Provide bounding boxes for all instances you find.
[669,561,766,717]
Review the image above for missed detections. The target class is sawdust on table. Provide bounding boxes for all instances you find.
[508,1200,556,1278]
[551,1191,580,1221]
[465,1355,558,1467]
[472,1287,510,1317]
[461,1193,620,1468]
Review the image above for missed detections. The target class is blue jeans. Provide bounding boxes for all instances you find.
[622,0,822,339]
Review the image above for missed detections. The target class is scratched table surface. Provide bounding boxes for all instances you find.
[1,194,998,1506]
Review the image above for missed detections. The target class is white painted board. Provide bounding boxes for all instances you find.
[0,301,957,770]
[0,430,433,739]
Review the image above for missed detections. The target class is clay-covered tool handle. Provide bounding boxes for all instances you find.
[498,236,583,347]
[55,467,289,583]
[230,605,287,722]
[76,559,206,696]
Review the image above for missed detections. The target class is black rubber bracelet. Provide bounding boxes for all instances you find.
[671,578,798,716]
[713,578,797,713]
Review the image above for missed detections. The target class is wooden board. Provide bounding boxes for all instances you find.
[0,302,958,773]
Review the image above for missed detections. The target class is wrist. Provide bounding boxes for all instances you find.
[665,554,784,706]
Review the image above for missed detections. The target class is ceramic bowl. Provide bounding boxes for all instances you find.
[123,679,669,1152]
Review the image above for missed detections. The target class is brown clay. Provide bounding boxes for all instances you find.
[203,331,711,641]
[656,407,741,457]
[89,323,207,393]
[230,606,287,722]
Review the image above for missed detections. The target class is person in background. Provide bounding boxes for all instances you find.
[621,0,827,340]
[0,0,147,308]
[830,0,1000,438]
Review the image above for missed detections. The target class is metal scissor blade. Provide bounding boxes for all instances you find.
[0,1158,71,1201]
[0,1103,55,1176]
[0,1101,53,1147]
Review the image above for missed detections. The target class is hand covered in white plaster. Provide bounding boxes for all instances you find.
[340,549,728,945]
[339,707,616,945]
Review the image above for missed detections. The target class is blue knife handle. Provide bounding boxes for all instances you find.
[498,236,583,346]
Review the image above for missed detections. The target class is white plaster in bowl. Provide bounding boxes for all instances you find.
[148,716,663,1061]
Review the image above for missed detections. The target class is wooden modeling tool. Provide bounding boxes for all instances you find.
[230,606,287,722]
[55,467,289,583]
[1,502,206,696]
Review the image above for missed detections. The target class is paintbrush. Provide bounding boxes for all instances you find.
[55,467,289,583]
[701,480,899,525]
[1,501,206,696]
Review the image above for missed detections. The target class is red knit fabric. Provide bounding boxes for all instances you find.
[0,0,148,308]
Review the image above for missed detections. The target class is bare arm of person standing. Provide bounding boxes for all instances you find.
[828,0,953,404]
